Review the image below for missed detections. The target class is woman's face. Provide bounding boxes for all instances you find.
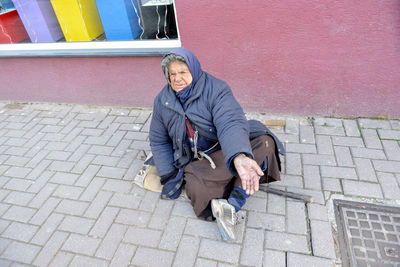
[168,61,193,92]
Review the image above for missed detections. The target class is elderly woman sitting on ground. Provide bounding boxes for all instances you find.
[149,48,284,241]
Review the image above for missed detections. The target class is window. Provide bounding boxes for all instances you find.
[0,0,180,57]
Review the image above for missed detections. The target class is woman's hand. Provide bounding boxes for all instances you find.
[233,154,264,195]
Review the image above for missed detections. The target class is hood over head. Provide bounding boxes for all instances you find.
[164,48,202,86]
[163,48,202,104]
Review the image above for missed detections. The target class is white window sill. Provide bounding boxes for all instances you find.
[0,39,181,57]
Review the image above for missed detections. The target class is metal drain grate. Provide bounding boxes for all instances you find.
[334,199,400,267]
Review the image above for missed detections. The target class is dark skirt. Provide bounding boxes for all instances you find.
[183,135,281,220]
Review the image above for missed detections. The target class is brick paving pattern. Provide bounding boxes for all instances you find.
[0,102,399,266]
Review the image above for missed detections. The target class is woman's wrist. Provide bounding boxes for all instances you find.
[233,153,247,165]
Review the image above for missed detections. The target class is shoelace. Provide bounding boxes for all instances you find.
[222,208,245,226]
[220,204,239,225]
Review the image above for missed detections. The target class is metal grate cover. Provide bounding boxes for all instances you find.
[334,199,400,267]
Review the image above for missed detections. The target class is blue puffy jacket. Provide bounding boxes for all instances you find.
[149,71,284,180]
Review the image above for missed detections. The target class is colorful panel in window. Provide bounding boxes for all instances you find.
[11,0,63,43]
[0,9,28,43]
[50,0,104,42]
[95,0,143,40]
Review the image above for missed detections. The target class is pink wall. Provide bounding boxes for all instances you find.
[0,56,164,105]
[1,0,400,118]
[176,0,400,117]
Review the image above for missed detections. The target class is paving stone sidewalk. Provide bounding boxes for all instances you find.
[0,102,399,267]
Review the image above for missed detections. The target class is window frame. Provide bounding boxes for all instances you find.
[0,1,180,57]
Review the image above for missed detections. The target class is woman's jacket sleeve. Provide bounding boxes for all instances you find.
[210,82,253,177]
[149,97,176,178]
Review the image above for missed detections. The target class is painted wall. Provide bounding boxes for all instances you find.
[0,0,399,118]
[176,0,400,118]
[0,56,164,105]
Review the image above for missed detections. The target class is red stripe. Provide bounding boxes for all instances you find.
[185,117,194,139]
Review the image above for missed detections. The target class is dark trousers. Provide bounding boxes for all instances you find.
[183,135,281,220]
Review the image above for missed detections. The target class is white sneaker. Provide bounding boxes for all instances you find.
[211,199,237,241]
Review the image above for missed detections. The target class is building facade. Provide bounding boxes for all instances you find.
[1,0,399,118]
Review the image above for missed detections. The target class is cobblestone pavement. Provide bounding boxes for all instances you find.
[0,102,399,267]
